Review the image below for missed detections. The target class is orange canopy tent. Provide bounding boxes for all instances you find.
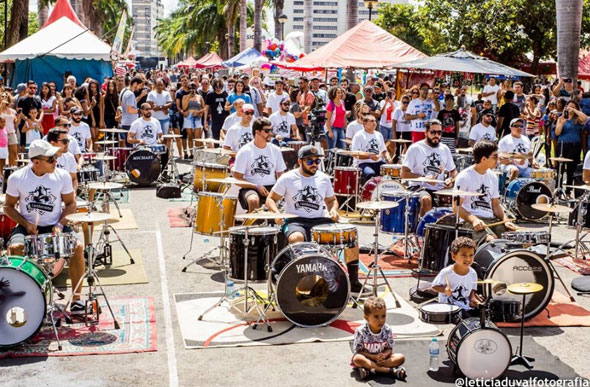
[176,56,198,68]
[275,20,427,71]
[195,52,224,69]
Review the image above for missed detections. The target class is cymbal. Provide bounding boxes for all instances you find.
[356,200,399,210]
[476,279,505,285]
[162,134,183,139]
[235,211,298,220]
[337,150,364,157]
[564,184,590,191]
[99,128,128,134]
[66,212,117,224]
[202,148,236,156]
[434,189,483,197]
[194,138,223,144]
[550,156,574,163]
[343,138,352,144]
[499,152,531,160]
[457,147,473,154]
[280,147,295,152]
[507,282,544,295]
[402,176,440,184]
[87,182,124,190]
[390,138,412,143]
[531,203,573,213]
[206,177,256,187]
[94,155,117,161]
[95,140,118,145]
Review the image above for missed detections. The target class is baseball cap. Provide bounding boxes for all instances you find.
[29,140,60,159]
[70,106,83,114]
[510,117,525,126]
[239,73,249,80]
[481,109,494,116]
[242,103,255,112]
[298,145,323,159]
[16,83,26,94]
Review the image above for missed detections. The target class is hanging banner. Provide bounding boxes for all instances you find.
[112,10,128,55]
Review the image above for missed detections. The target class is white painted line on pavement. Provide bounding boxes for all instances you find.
[155,226,179,387]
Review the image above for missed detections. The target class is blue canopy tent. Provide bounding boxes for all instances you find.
[222,48,266,69]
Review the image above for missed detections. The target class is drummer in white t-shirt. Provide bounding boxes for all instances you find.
[3,140,86,315]
[468,109,496,147]
[128,103,163,146]
[233,117,286,212]
[223,103,255,152]
[453,140,517,245]
[583,151,590,183]
[351,115,392,184]
[498,117,538,182]
[266,144,371,297]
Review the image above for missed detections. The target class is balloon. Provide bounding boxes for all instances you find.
[261,63,271,70]
[286,57,295,63]
[299,53,305,58]
[274,48,280,55]
[269,43,278,51]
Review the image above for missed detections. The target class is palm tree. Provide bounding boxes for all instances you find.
[6,0,28,47]
[239,0,247,51]
[38,0,50,27]
[556,0,584,80]
[303,0,312,52]
[254,0,263,51]
[273,0,284,40]
[347,0,358,30]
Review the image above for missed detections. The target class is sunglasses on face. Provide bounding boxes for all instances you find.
[261,128,272,133]
[243,111,254,116]
[304,158,321,166]
[429,130,443,135]
[412,91,419,95]
[281,102,290,106]
[512,125,524,128]
[402,101,409,105]
[72,113,82,116]
[58,139,70,144]
[38,155,58,163]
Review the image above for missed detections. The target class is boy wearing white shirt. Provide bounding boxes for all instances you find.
[223,103,255,152]
[265,79,288,115]
[468,109,496,146]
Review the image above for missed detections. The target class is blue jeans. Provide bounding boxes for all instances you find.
[359,161,385,184]
[272,137,292,147]
[379,125,392,141]
[327,127,345,149]
[158,118,170,135]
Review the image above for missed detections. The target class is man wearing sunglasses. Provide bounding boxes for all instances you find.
[469,109,496,147]
[351,115,392,184]
[3,139,87,315]
[46,116,82,163]
[269,97,300,147]
[128,103,163,147]
[498,118,537,182]
[69,107,92,153]
[47,129,78,192]
[223,103,255,152]
[233,118,286,212]
[402,119,457,216]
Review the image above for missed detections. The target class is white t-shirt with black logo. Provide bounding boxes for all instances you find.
[69,122,91,152]
[57,152,77,174]
[272,169,334,218]
[224,124,253,152]
[269,111,296,137]
[392,108,411,133]
[233,142,287,186]
[130,117,162,146]
[6,166,74,226]
[432,266,478,310]
[469,123,496,143]
[498,134,531,168]
[403,140,456,190]
[351,130,387,165]
[454,166,499,219]
[407,98,437,132]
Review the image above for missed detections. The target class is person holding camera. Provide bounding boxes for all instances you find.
[553,78,577,102]
[556,100,587,194]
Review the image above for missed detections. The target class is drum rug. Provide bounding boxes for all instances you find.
[554,256,590,275]
[359,254,434,279]
[108,208,138,230]
[167,207,194,228]
[174,291,441,349]
[496,291,590,328]
[52,249,147,287]
[0,297,156,357]
[364,338,582,386]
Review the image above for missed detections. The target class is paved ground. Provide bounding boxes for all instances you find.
[1,159,590,387]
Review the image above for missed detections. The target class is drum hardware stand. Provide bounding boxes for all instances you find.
[65,219,120,329]
[199,225,273,332]
[353,207,401,308]
[94,221,135,266]
[511,291,536,369]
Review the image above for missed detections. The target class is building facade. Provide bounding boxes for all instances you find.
[132,0,164,57]
[282,0,408,50]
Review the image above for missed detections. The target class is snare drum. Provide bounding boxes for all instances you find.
[380,164,402,179]
[193,162,230,192]
[501,231,550,246]
[107,147,132,172]
[333,167,360,196]
[195,192,237,235]
[228,226,279,282]
[77,166,100,184]
[418,302,461,324]
[311,224,357,248]
[380,191,421,234]
[488,298,521,322]
[24,233,76,277]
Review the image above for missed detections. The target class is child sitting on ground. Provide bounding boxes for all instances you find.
[430,236,484,318]
[352,296,406,381]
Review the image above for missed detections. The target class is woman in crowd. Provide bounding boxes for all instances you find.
[0,92,18,166]
[225,80,251,113]
[59,84,79,115]
[556,100,587,193]
[182,82,206,159]
[101,79,120,130]
[524,96,540,139]
[325,87,347,149]
[40,82,57,135]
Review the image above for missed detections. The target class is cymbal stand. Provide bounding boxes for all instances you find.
[65,218,120,329]
[392,191,419,261]
[94,218,135,266]
[199,225,272,332]
[553,143,568,203]
[354,207,401,308]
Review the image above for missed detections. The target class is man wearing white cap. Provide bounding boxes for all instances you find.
[3,140,86,315]
[223,103,255,152]
[498,117,538,181]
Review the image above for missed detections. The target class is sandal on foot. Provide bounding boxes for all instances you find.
[390,366,407,381]
[357,368,369,380]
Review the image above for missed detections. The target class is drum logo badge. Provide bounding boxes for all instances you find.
[292,186,322,212]
[250,155,274,176]
[25,185,56,214]
[474,338,498,355]
[423,152,442,175]
[296,262,328,274]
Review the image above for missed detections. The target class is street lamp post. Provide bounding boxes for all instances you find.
[278,14,288,41]
[363,0,379,21]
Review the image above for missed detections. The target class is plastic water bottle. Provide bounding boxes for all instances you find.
[226,279,235,299]
[203,237,210,244]
[429,337,440,372]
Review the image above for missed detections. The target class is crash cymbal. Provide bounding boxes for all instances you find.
[499,152,531,160]
[162,134,183,139]
[456,147,473,154]
[202,147,236,156]
[434,189,483,197]
[235,211,298,220]
[337,150,365,157]
[507,282,544,295]
[95,140,118,145]
[390,138,412,143]
[476,279,505,285]
[564,184,590,191]
[531,203,573,213]
[94,155,117,161]
[87,182,124,190]
[206,177,256,187]
[194,138,223,144]
[66,212,117,224]
[550,156,574,163]
[99,128,128,134]
[356,200,399,210]
[402,176,441,184]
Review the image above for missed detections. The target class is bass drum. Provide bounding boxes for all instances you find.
[416,207,453,237]
[125,149,161,186]
[504,179,551,220]
[270,243,350,327]
[473,239,554,321]
[447,317,512,380]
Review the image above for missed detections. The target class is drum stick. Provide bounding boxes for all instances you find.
[445,274,451,290]
[484,218,515,228]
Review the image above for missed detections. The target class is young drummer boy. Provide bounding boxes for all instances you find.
[352,296,407,381]
[430,237,484,318]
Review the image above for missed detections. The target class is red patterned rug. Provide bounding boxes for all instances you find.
[554,256,590,275]
[0,297,157,357]
[167,207,193,228]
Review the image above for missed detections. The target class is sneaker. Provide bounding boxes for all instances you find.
[183,153,189,160]
[70,300,87,316]
[350,283,373,298]
[357,368,369,380]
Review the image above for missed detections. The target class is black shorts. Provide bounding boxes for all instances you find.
[237,185,274,209]
[284,217,333,241]
[9,224,76,246]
